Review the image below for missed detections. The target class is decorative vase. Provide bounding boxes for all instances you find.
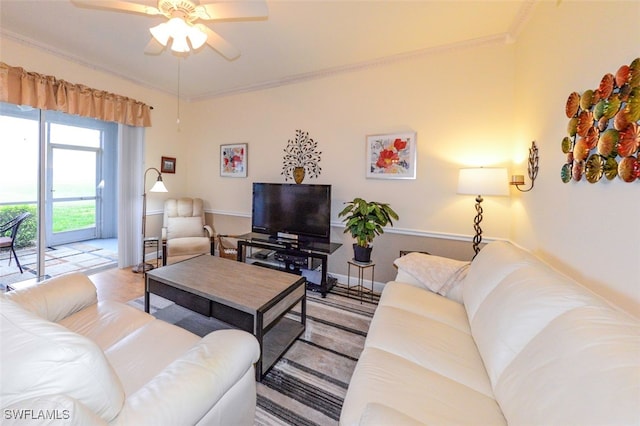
[353,244,372,263]
[293,167,305,184]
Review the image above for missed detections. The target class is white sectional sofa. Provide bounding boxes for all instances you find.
[340,241,640,425]
[1,272,260,425]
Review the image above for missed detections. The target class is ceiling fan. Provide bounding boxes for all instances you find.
[71,0,268,59]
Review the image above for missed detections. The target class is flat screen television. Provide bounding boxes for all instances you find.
[251,183,331,244]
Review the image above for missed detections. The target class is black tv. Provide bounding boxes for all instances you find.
[251,183,331,244]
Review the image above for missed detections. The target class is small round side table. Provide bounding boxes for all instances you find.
[347,259,375,303]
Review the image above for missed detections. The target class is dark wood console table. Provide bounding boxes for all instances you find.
[236,233,342,297]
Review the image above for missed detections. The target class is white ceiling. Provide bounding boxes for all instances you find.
[0,0,534,101]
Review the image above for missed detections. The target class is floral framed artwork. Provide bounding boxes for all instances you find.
[161,156,176,174]
[366,132,417,179]
[220,143,247,178]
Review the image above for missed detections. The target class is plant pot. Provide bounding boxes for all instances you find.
[353,244,372,263]
[293,167,305,184]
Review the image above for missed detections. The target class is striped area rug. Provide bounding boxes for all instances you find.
[255,286,378,425]
[131,285,378,425]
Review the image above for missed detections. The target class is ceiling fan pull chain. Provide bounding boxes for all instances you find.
[176,57,181,131]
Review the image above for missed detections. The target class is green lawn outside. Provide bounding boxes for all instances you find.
[0,201,95,247]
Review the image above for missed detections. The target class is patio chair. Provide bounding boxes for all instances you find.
[0,212,31,273]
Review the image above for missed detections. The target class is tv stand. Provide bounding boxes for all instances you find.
[237,233,342,297]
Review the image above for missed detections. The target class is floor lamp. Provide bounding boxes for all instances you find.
[457,167,509,258]
[132,167,168,273]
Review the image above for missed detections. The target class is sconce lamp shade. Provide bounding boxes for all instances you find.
[457,168,509,197]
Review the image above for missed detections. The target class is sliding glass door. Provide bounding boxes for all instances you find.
[0,102,118,285]
[47,122,101,246]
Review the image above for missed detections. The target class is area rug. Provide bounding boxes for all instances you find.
[129,285,378,425]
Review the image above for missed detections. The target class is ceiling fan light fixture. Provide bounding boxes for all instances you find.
[149,22,170,46]
[187,26,207,50]
[170,35,190,53]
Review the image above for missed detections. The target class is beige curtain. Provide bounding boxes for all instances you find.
[0,62,151,127]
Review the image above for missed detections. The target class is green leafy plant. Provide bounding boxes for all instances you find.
[281,129,322,182]
[338,198,399,247]
[0,205,36,248]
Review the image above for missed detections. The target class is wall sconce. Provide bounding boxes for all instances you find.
[511,141,539,192]
[457,167,509,258]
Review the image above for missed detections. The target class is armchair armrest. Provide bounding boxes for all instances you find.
[203,224,214,239]
[4,272,97,322]
[116,330,260,425]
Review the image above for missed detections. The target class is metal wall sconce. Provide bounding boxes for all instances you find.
[511,141,539,192]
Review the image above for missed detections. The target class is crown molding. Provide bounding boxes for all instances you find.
[2,0,535,102]
[0,28,175,98]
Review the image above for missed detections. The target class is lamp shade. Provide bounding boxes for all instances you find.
[149,178,168,193]
[457,167,509,196]
[149,23,170,46]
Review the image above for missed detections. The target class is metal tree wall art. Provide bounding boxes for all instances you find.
[281,129,322,183]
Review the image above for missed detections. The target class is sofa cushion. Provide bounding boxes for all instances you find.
[0,297,125,422]
[365,305,494,397]
[358,403,424,425]
[104,320,200,395]
[495,305,640,425]
[463,241,538,321]
[58,300,155,350]
[468,264,608,386]
[380,281,470,332]
[340,347,506,426]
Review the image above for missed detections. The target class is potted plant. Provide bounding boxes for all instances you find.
[338,197,399,263]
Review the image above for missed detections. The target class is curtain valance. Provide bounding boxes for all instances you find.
[0,62,152,127]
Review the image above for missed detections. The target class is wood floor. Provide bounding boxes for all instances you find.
[88,255,198,303]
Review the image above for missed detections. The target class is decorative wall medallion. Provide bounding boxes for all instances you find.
[281,129,322,183]
[562,58,640,183]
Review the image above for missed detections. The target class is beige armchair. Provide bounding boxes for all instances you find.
[161,198,214,265]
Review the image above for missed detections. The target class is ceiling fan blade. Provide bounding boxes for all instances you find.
[71,0,160,16]
[197,25,240,60]
[197,1,268,21]
[144,38,166,55]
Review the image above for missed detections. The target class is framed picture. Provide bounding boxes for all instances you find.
[220,143,248,177]
[366,132,417,179]
[161,156,176,174]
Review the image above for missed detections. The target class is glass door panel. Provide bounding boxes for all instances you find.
[48,148,98,245]
[0,102,41,285]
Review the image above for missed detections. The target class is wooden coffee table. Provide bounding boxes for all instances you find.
[145,254,306,381]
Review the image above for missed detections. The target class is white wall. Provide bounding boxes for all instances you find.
[184,40,516,242]
[513,1,640,316]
